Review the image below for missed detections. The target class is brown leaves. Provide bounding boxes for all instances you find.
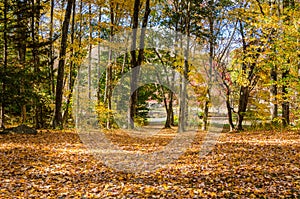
[0,130,299,198]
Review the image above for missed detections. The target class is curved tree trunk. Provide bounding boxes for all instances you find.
[225,88,235,131]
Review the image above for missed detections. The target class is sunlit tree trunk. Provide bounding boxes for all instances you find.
[202,0,214,131]
[178,1,190,133]
[97,7,102,80]
[88,2,92,100]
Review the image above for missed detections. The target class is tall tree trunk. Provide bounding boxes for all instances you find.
[21,28,27,123]
[202,0,214,131]
[88,2,92,100]
[75,0,83,127]
[236,20,250,131]
[129,0,140,129]
[1,0,8,129]
[169,71,175,126]
[154,49,174,129]
[63,0,77,125]
[129,0,150,128]
[281,0,292,127]
[53,0,74,129]
[31,0,43,128]
[16,0,28,124]
[178,58,189,132]
[103,2,116,129]
[178,1,190,133]
[97,7,102,80]
[49,0,55,96]
[105,2,115,129]
[97,7,102,101]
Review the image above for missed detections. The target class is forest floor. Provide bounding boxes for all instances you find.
[0,128,299,198]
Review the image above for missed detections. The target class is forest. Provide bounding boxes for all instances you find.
[0,0,299,131]
[0,0,299,198]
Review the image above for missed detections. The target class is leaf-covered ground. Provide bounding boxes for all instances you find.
[0,129,299,198]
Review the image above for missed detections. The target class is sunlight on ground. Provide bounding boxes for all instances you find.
[0,130,299,198]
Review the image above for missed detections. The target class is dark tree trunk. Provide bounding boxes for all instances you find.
[88,2,92,100]
[1,0,8,129]
[75,0,83,127]
[63,0,77,125]
[163,96,171,129]
[235,20,252,131]
[53,0,74,129]
[31,0,43,128]
[225,87,235,131]
[154,49,174,129]
[104,2,115,129]
[237,86,250,130]
[281,0,292,127]
[165,90,174,128]
[129,0,150,128]
[49,0,55,96]
[128,0,140,129]
[202,0,214,131]
[282,70,289,126]
[270,67,278,120]
[17,0,28,124]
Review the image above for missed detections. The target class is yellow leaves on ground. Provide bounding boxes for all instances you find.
[0,129,299,198]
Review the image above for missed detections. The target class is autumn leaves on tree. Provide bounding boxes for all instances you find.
[0,0,299,130]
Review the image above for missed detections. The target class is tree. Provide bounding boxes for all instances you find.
[178,0,191,133]
[0,0,8,129]
[53,0,74,129]
[128,0,151,128]
[62,0,78,125]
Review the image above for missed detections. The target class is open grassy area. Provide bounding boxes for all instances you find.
[0,129,299,198]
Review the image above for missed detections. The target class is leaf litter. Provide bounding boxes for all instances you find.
[0,129,299,198]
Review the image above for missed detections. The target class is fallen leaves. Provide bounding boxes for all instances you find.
[0,129,299,198]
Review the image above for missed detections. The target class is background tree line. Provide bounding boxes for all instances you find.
[0,0,299,131]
